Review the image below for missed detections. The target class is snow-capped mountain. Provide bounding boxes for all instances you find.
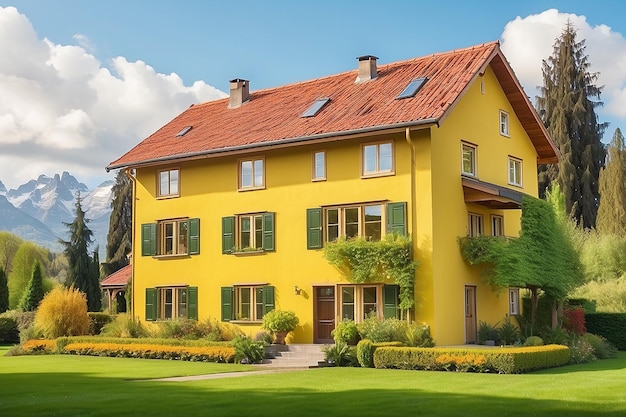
[1,172,113,254]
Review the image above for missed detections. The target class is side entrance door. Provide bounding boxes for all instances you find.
[465,285,477,344]
[314,286,335,344]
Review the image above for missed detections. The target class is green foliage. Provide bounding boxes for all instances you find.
[524,336,544,347]
[156,318,221,340]
[103,169,132,277]
[568,338,596,364]
[322,341,357,367]
[357,316,405,343]
[580,333,617,359]
[585,313,626,350]
[0,317,19,344]
[101,314,150,338]
[537,22,607,229]
[498,315,520,345]
[232,335,265,364]
[88,312,114,335]
[18,260,44,311]
[8,241,50,309]
[477,321,500,344]
[597,128,626,236]
[540,326,570,345]
[331,318,360,345]
[34,286,91,338]
[356,339,375,367]
[578,231,626,282]
[324,234,417,310]
[404,323,435,347]
[0,266,8,313]
[261,309,299,333]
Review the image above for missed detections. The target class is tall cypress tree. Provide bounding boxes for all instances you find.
[0,266,8,313]
[60,193,101,311]
[537,21,607,229]
[18,260,44,312]
[103,170,132,276]
[597,128,626,236]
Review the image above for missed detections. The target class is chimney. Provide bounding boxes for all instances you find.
[356,55,378,83]
[228,78,250,108]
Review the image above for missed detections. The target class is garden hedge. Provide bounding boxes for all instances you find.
[62,342,236,362]
[585,313,626,350]
[373,345,570,374]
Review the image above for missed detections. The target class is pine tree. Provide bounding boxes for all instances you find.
[18,260,44,312]
[89,248,102,312]
[103,170,132,276]
[60,193,101,311]
[537,21,607,229]
[0,266,8,313]
[597,128,626,236]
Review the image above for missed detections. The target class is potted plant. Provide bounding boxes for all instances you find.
[261,310,299,344]
[477,320,500,346]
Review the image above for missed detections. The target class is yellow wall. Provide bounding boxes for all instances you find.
[131,64,542,346]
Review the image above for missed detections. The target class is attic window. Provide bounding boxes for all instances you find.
[301,98,331,118]
[396,77,428,99]
[176,126,192,137]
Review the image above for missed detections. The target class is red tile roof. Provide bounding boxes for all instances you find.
[101,265,131,288]
[107,41,557,171]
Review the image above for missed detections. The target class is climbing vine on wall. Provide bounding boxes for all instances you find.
[323,234,417,311]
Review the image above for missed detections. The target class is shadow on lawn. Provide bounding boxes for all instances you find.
[0,371,622,417]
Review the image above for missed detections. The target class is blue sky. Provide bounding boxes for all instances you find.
[0,1,625,188]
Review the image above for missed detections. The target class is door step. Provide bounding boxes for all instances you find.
[259,344,326,368]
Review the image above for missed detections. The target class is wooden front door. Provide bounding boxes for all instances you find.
[314,286,335,344]
[465,286,477,344]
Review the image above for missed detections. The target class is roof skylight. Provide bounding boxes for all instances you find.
[301,98,331,118]
[396,77,428,99]
[176,126,192,137]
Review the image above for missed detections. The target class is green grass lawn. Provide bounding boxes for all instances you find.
[1,346,625,417]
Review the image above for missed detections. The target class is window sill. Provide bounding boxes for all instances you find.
[361,171,395,179]
[152,254,191,260]
[507,182,523,189]
[237,186,266,192]
[230,250,265,256]
[462,172,477,178]
[231,320,263,325]
[500,133,510,138]
[156,194,180,200]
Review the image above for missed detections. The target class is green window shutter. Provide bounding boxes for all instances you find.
[222,216,235,254]
[263,285,275,315]
[188,218,200,255]
[187,287,198,320]
[387,202,407,236]
[306,208,323,249]
[145,288,157,321]
[221,286,234,321]
[383,284,400,319]
[262,212,275,251]
[141,223,157,256]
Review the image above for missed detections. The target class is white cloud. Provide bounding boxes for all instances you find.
[501,8,626,130]
[0,6,227,190]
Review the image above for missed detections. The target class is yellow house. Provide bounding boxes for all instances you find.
[107,41,557,346]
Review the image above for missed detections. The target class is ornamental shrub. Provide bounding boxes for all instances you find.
[356,339,375,367]
[88,312,114,335]
[563,307,586,335]
[101,314,150,338]
[0,317,19,344]
[332,319,360,345]
[323,341,358,367]
[499,315,520,345]
[233,335,265,364]
[34,286,91,338]
[524,336,544,346]
[569,338,596,364]
[580,333,617,359]
[404,324,435,347]
[357,316,407,343]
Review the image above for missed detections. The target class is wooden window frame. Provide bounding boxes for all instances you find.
[361,141,395,178]
[337,284,400,323]
[468,213,483,237]
[324,203,384,242]
[500,110,510,137]
[491,215,504,237]
[312,150,327,181]
[238,157,265,191]
[145,286,197,321]
[508,156,523,187]
[157,168,180,198]
[222,212,275,254]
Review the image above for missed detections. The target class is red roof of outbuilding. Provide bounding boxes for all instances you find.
[101,265,131,288]
[107,41,557,171]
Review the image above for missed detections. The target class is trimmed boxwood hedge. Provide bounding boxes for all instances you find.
[55,336,232,352]
[585,313,626,351]
[373,345,570,374]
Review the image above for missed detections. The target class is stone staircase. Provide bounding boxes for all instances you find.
[259,344,326,368]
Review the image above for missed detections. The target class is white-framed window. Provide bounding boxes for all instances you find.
[312,151,326,181]
[491,215,504,237]
[362,142,394,176]
[235,286,265,321]
[239,157,264,190]
[462,142,477,177]
[158,219,189,255]
[508,156,523,187]
[468,213,483,237]
[325,204,383,242]
[158,168,179,197]
[158,287,188,320]
[509,288,520,315]
[500,110,510,137]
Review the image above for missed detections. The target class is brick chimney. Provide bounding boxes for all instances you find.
[356,55,378,83]
[228,78,250,108]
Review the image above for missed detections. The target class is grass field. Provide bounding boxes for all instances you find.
[1,346,625,416]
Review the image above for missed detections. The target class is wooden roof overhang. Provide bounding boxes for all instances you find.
[462,177,525,209]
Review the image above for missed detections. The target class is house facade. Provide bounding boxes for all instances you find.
[107,42,557,345]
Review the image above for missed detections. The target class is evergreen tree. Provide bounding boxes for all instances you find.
[60,193,101,311]
[537,21,607,229]
[597,128,626,236]
[103,170,132,276]
[18,260,45,311]
[89,248,102,312]
[0,266,8,313]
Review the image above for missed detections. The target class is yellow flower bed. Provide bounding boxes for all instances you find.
[22,339,57,354]
[436,353,488,372]
[62,342,236,363]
